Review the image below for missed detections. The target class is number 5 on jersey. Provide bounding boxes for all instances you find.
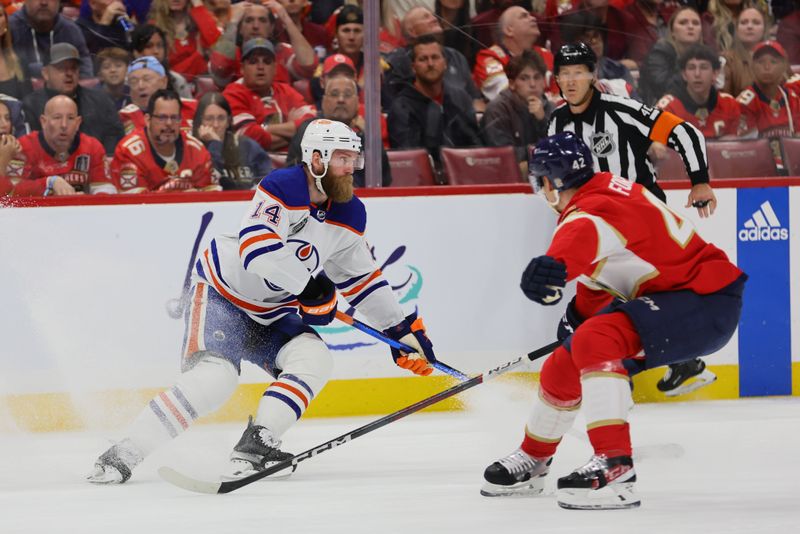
[250,201,282,225]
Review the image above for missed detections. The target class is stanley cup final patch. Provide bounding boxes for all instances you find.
[590,132,616,157]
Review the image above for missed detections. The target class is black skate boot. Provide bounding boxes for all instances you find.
[557,454,640,510]
[86,438,144,484]
[480,448,552,497]
[657,358,717,397]
[224,416,296,481]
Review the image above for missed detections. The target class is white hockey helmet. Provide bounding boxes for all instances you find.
[301,119,363,192]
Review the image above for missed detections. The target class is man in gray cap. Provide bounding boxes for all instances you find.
[23,42,124,155]
[10,0,94,79]
[222,38,316,151]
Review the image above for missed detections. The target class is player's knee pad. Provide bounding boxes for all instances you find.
[539,345,581,402]
[274,333,333,396]
[175,351,239,417]
[570,312,640,373]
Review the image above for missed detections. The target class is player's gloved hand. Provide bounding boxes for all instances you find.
[557,296,584,341]
[521,255,567,305]
[297,273,337,325]
[384,311,436,376]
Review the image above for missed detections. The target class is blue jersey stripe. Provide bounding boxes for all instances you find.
[171,386,198,420]
[265,390,302,419]
[239,223,274,239]
[242,242,285,270]
[280,373,314,399]
[348,280,388,307]
[210,240,229,288]
[149,400,178,437]
[335,272,369,290]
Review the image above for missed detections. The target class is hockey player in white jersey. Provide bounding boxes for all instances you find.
[87,119,438,484]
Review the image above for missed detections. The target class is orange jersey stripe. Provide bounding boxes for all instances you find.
[203,250,299,313]
[185,283,206,356]
[325,219,364,236]
[342,269,382,297]
[159,392,189,429]
[649,111,684,145]
[257,185,308,211]
[271,382,309,408]
[239,232,280,256]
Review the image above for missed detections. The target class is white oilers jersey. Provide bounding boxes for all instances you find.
[193,164,405,329]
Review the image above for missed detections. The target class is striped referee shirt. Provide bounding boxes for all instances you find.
[548,90,709,198]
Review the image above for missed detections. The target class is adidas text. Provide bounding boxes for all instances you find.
[738,227,788,241]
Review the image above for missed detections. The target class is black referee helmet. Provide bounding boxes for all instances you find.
[553,42,597,75]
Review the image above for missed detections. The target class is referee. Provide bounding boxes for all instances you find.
[548,42,717,217]
[546,43,718,396]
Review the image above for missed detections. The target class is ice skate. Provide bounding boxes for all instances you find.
[658,359,717,397]
[86,438,144,484]
[222,417,296,481]
[480,448,552,497]
[556,454,640,510]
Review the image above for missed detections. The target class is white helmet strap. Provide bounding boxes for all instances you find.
[311,161,328,196]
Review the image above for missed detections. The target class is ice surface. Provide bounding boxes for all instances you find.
[1,384,798,534]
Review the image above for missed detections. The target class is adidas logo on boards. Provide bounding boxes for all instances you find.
[738,201,788,241]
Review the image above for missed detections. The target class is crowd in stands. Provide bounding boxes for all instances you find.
[0,0,799,196]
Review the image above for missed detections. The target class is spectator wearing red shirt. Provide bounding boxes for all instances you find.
[147,0,221,80]
[223,38,316,151]
[656,44,740,139]
[111,89,218,193]
[209,1,318,87]
[737,40,800,140]
[7,95,114,196]
[272,0,331,56]
[472,5,555,102]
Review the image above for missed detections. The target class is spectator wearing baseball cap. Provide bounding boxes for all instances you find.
[736,40,800,142]
[22,42,124,155]
[119,55,198,136]
[222,37,317,151]
[208,1,318,90]
[10,0,94,79]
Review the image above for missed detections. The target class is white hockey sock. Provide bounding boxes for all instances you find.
[523,388,581,454]
[125,355,238,456]
[581,372,632,432]
[255,333,332,439]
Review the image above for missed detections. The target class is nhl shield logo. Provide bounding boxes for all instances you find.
[590,132,615,157]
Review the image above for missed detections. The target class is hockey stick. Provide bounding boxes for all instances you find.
[333,311,470,381]
[166,211,214,319]
[158,339,561,494]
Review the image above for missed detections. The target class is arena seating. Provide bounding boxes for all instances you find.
[440,146,521,185]
[386,149,438,187]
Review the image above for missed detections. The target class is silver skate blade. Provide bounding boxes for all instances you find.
[557,484,641,510]
[664,369,717,397]
[158,466,222,494]
[480,478,547,498]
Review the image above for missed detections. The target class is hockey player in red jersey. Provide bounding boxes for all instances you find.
[6,96,115,196]
[481,132,746,509]
[111,89,219,193]
[88,119,438,484]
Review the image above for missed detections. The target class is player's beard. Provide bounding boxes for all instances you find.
[321,169,354,203]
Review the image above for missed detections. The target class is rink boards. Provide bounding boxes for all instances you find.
[1,182,797,432]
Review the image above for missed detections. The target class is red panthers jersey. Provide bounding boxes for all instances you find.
[5,132,114,196]
[472,44,556,102]
[736,83,800,138]
[119,99,198,136]
[548,172,743,304]
[656,90,740,138]
[223,80,316,150]
[110,129,219,193]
